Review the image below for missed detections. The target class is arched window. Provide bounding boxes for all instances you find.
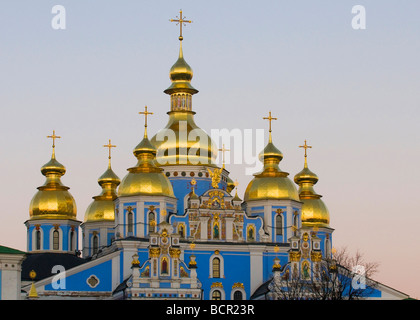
[149,211,155,233]
[70,231,75,252]
[212,258,220,278]
[128,212,134,234]
[248,227,254,241]
[35,230,41,250]
[92,235,98,255]
[178,224,185,238]
[233,290,243,300]
[53,230,59,250]
[212,290,221,300]
[275,214,283,236]
[293,214,299,236]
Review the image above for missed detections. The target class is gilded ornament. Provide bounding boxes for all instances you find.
[207,168,223,188]
[211,282,223,289]
[149,247,161,258]
[232,282,244,289]
[289,251,301,262]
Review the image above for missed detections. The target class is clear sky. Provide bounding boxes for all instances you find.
[0,1,419,298]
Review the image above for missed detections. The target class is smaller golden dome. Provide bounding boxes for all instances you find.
[244,138,299,202]
[30,153,77,220]
[294,144,330,227]
[118,133,175,198]
[84,166,120,223]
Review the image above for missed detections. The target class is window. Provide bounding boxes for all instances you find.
[293,214,299,236]
[70,231,75,252]
[128,212,134,234]
[35,230,41,250]
[233,290,243,300]
[178,224,185,238]
[149,211,155,233]
[275,214,283,236]
[53,230,59,250]
[212,290,221,300]
[248,227,254,241]
[212,258,220,278]
[93,235,98,255]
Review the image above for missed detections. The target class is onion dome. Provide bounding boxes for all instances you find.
[29,133,77,220]
[118,112,176,198]
[150,36,217,166]
[164,42,198,96]
[244,129,299,202]
[294,141,330,227]
[84,141,121,222]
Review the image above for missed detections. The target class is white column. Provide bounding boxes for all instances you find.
[249,246,263,295]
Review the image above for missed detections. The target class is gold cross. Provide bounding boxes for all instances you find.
[170,9,192,41]
[139,106,153,136]
[103,139,116,167]
[47,130,61,158]
[299,140,312,158]
[47,130,61,148]
[263,111,277,133]
[218,144,230,168]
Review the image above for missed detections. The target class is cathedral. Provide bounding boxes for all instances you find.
[0,11,410,301]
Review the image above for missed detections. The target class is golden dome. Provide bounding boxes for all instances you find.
[244,139,299,202]
[84,165,120,223]
[164,42,198,95]
[150,111,218,167]
[294,145,330,227]
[29,153,77,220]
[118,133,175,198]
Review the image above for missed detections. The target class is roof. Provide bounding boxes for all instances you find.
[0,245,26,255]
[21,252,88,281]
[250,278,272,300]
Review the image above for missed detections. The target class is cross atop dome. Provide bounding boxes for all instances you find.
[170,9,192,41]
[47,130,61,158]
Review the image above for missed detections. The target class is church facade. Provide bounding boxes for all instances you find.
[1,11,410,301]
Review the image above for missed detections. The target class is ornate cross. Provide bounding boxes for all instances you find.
[263,111,277,133]
[139,105,153,136]
[47,130,61,158]
[170,9,192,41]
[47,130,61,148]
[299,139,312,158]
[103,139,116,167]
[218,144,230,168]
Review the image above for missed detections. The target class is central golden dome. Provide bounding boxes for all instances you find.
[244,139,299,202]
[150,39,217,166]
[150,111,218,166]
[29,153,77,220]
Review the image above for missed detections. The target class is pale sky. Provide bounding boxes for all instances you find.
[0,1,419,298]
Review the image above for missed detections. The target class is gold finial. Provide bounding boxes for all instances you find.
[190,178,197,195]
[299,140,312,168]
[47,130,61,159]
[139,106,153,137]
[170,9,192,41]
[190,242,196,250]
[263,111,277,143]
[218,144,230,168]
[103,139,116,169]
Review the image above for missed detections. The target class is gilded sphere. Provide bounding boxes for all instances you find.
[300,198,330,227]
[29,188,77,220]
[244,176,299,202]
[84,199,115,222]
[118,172,175,197]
